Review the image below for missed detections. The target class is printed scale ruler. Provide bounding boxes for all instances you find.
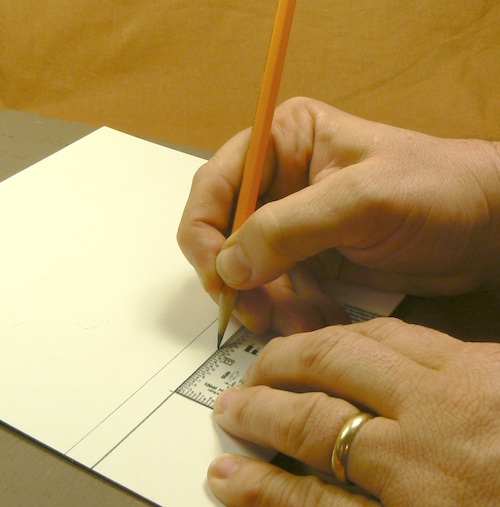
[175,327,268,410]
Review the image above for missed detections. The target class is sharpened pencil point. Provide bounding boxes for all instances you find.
[217,286,238,349]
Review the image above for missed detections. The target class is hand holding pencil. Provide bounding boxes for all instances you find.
[178,10,500,345]
[178,91,500,338]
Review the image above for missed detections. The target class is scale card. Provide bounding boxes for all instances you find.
[175,327,268,409]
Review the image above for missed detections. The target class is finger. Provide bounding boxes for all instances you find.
[208,454,380,507]
[234,273,349,336]
[244,324,427,417]
[215,386,362,473]
[213,386,394,498]
[215,170,363,290]
[177,130,251,295]
[215,154,409,292]
[177,99,315,297]
[271,97,384,190]
[212,97,402,292]
[178,97,320,296]
[288,264,351,326]
[265,274,349,335]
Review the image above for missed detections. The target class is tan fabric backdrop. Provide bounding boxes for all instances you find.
[0,0,498,152]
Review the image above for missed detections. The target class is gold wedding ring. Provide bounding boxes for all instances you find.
[331,412,374,484]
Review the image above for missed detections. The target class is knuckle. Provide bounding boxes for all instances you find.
[278,96,312,115]
[283,391,332,457]
[253,203,293,259]
[175,224,188,250]
[283,95,309,107]
[298,327,345,377]
[238,479,263,507]
[358,316,405,334]
[250,335,289,379]
[241,469,330,507]
[229,386,266,429]
[267,474,333,507]
[254,201,315,265]
[293,476,336,507]
[190,160,222,193]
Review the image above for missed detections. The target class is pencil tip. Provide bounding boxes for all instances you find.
[218,286,237,349]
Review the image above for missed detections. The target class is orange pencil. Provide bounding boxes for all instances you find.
[218,0,296,347]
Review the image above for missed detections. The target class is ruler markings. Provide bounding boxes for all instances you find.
[175,327,267,410]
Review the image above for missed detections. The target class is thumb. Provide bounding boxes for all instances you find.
[215,170,367,289]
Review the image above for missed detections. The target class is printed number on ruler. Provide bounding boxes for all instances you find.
[175,327,267,409]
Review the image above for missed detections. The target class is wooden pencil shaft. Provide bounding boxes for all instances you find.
[218,0,296,346]
[232,0,296,231]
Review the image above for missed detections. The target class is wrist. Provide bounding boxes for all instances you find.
[477,139,500,283]
[451,138,500,286]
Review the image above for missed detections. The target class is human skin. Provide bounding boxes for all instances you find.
[176,97,500,505]
[177,97,500,336]
[207,318,500,506]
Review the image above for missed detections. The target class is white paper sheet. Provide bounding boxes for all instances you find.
[0,127,404,506]
[0,127,256,505]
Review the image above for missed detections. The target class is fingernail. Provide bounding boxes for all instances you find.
[216,243,251,285]
[209,454,240,480]
[214,387,242,414]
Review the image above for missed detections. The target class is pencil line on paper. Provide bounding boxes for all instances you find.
[65,318,217,455]
[90,390,178,469]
